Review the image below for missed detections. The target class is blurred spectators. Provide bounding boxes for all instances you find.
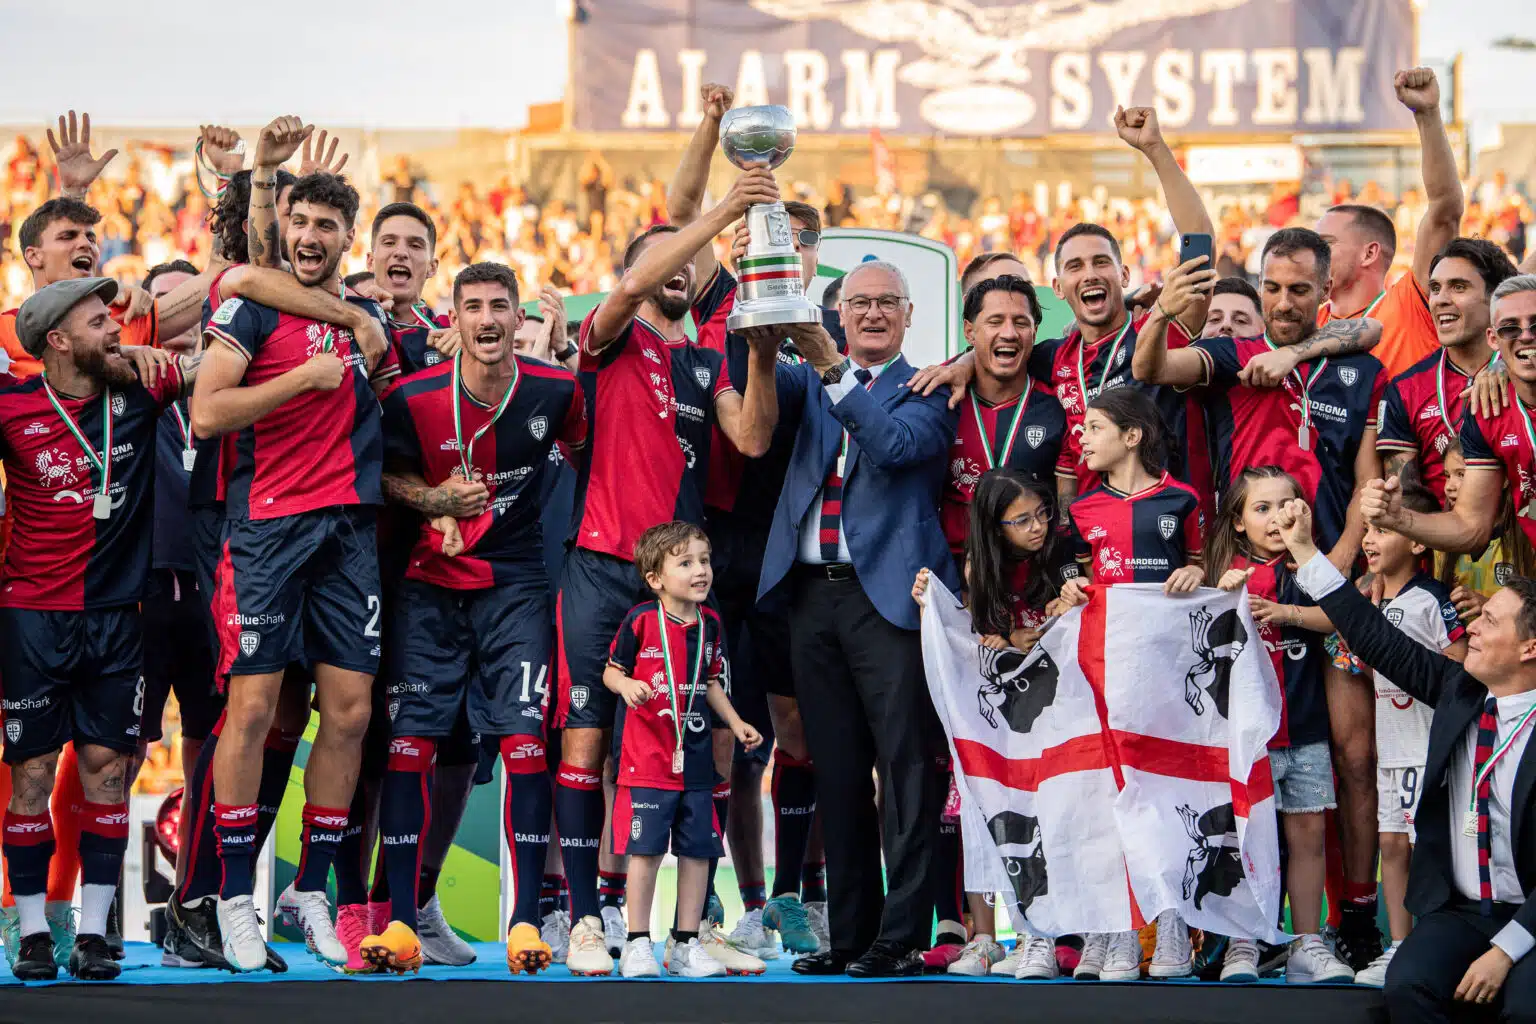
[1,134,1528,313]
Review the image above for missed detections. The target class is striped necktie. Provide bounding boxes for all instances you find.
[818,367,873,562]
[1474,694,1499,916]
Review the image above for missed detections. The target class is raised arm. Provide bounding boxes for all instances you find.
[1279,498,1460,707]
[666,83,733,288]
[1363,469,1504,555]
[1397,68,1464,294]
[248,116,314,268]
[1116,105,1213,336]
[713,329,780,458]
[47,110,118,199]
[587,167,777,352]
[1130,265,1210,388]
[828,380,957,470]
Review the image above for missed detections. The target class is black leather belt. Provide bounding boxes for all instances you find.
[798,562,857,582]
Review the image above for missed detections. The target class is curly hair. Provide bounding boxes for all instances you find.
[208,168,296,262]
[285,172,361,228]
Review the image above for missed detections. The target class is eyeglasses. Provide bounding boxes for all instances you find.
[1000,508,1053,528]
[843,295,908,314]
[1494,319,1536,343]
[795,229,821,248]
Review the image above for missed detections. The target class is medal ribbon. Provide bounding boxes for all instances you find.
[450,351,520,481]
[42,375,112,495]
[170,401,193,457]
[970,391,1026,470]
[655,601,707,767]
[412,302,437,330]
[1435,351,1497,438]
[1263,334,1328,441]
[1466,701,1536,817]
[1075,316,1134,402]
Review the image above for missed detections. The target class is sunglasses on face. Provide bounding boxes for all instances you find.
[795,229,821,248]
[1495,319,1536,343]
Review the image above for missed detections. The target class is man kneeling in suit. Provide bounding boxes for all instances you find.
[1277,497,1536,1022]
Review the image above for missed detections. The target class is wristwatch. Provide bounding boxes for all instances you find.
[820,360,848,387]
[554,341,578,363]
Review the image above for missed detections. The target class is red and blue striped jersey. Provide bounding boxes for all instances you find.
[1066,472,1203,584]
[1378,349,1473,503]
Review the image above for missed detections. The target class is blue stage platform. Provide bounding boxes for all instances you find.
[1,942,1389,1023]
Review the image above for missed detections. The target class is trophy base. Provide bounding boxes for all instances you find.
[727,296,824,331]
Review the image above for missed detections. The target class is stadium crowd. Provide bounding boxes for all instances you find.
[2,61,1536,1024]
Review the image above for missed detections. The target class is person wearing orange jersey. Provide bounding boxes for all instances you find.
[1315,68,1462,379]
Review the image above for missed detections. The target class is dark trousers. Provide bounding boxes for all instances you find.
[788,567,940,954]
[1386,903,1536,1023]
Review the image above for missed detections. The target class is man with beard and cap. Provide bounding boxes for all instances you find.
[1378,239,1519,503]
[0,277,197,982]
[1316,68,1462,380]
[1138,230,1392,972]
[549,164,782,978]
[367,262,587,975]
[664,81,843,963]
[191,171,397,973]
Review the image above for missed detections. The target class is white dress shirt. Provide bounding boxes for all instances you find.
[796,359,885,565]
[1297,551,1536,961]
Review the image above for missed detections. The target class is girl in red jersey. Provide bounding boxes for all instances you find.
[912,469,1076,978]
[1206,466,1353,984]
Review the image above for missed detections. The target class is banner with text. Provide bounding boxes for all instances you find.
[571,0,1416,137]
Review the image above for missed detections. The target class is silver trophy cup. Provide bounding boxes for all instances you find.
[719,105,821,331]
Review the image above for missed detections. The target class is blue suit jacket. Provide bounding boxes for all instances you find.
[758,353,960,631]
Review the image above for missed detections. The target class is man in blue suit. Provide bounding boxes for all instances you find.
[751,259,960,977]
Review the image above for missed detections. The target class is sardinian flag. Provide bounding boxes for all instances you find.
[919,579,1288,943]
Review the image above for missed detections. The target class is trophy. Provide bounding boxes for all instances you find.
[719,105,822,330]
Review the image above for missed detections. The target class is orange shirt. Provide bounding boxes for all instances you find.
[1318,270,1436,380]
[0,302,161,379]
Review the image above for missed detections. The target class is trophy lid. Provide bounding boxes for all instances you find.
[720,106,797,171]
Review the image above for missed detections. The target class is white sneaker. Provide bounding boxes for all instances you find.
[417,894,477,966]
[1074,933,1110,979]
[619,936,660,978]
[600,905,627,958]
[1148,910,1193,978]
[1353,941,1398,987]
[541,910,571,964]
[1287,934,1355,983]
[990,943,1026,976]
[1015,934,1060,980]
[668,936,726,978]
[726,908,780,960]
[948,935,1004,976]
[699,919,767,975]
[275,885,346,967]
[1220,938,1261,983]
[1100,930,1143,981]
[217,896,267,973]
[805,900,830,953]
[566,915,615,976]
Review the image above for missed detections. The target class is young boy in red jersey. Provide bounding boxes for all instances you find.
[604,522,761,978]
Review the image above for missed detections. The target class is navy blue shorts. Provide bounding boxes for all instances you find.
[213,506,381,681]
[554,547,649,731]
[0,605,144,763]
[387,578,551,739]
[141,569,223,742]
[612,785,723,859]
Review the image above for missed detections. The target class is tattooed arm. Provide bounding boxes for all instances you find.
[248,116,313,268]
[1381,449,1415,483]
[1236,317,1383,388]
[152,256,232,339]
[381,471,489,519]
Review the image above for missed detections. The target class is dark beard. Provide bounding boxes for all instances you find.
[655,290,691,321]
[78,347,139,389]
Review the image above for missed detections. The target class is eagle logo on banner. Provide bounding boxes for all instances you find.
[919,578,1287,942]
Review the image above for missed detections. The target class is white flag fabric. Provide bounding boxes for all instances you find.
[920,579,1288,943]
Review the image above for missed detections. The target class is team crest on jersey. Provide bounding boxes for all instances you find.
[387,700,400,721]
[630,816,642,841]
[1497,563,1516,586]
[1337,366,1358,387]
[1385,607,1404,627]
[110,392,125,416]
[1158,514,1178,540]
[238,631,260,658]
[528,415,549,441]
[1025,425,1045,449]
[424,350,442,366]
[570,686,589,711]
[4,720,19,743]
[34,448,80,488]
[694,367,712,390]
